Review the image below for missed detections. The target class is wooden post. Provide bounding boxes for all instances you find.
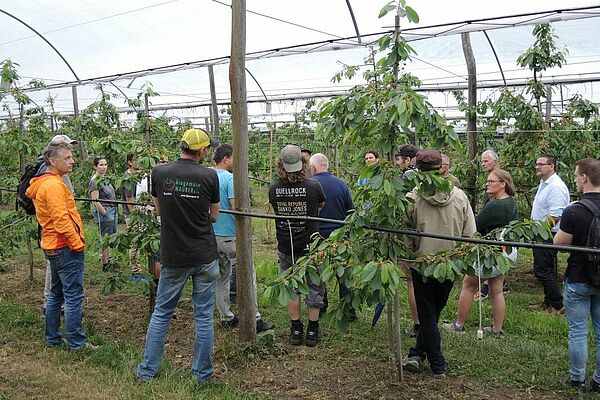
[265,123,275,241]
[71,86,86,159]
[230,0,256,341]
[461,32,478,211]
[208,65,221,140]
[144,92,156,313]
[19,104,35,279]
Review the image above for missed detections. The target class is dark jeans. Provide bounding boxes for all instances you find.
[533,238,563,309]
[408,269,453,375]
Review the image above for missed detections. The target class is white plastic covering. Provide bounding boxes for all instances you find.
[0,0,599,119]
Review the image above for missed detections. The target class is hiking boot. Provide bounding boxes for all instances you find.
[442,321,465,333]
[221,316,239,328]
[402,355,422,372]
[565,377,585,391]
[256,319,274,333]
[305,324,319,347]
[528,302,549,311]
[405,324,420,338]
[483,326,504,337]
[546,306,565,316]
[290,322,304,345]
[591,379,600,393]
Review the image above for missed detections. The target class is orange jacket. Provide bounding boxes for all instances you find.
[25,173,86,251]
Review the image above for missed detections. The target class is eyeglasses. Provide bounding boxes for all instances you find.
[535,163,551,167]
[486,180,501,184]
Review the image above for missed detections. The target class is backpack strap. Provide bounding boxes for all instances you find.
[578,199,600,217]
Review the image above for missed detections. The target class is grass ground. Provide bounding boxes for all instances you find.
[1,184,598,399]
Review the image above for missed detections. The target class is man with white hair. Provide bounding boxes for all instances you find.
[481,150,499,205]
[309,153,356,320]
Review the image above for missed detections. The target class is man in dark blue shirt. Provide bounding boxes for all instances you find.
[309,153,356,320]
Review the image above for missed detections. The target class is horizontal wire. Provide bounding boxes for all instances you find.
[2,188,598,255]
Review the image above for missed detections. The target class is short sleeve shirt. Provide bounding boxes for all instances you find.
[531,173,570,232]
[122,170,137,215]
[88,178,116,208]
[151,158,220,267]
[560,192,600,283]
[269,178,326,257]
[213,168,236,237]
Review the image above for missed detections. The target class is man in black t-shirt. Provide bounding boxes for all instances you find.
[554,157,600,390]
[269,145,325,347]
[136,128,220,384]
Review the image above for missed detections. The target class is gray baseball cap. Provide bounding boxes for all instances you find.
[281,144,303,173]
[50,134,78,145]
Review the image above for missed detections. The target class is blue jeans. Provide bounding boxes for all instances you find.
[564,280,600,383]
[44,247,86,350]
[137,259,219,383]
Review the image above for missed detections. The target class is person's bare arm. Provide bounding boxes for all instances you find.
[554,229,573,246]
[210,202,220,223]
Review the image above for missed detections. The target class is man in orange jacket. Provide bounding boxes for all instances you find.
[26,141,94,350]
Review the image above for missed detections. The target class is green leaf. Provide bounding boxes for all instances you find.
[378,2,396,18]
[405,6,420,23]
[384,180,392,196]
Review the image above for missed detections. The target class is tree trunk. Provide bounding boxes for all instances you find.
[230,0,256,341]
[461,32,478,211]
[545,88,552,126]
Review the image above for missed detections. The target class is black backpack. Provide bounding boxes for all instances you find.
[16,158,44,215]
[578,199,600,288]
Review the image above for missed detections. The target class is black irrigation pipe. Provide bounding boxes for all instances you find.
[3,187,599,256]
[221,209,600,256]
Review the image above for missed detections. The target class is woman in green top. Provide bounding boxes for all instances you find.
[443,169,518,336]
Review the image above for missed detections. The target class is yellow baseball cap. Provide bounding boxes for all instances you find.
[181,128,216,150]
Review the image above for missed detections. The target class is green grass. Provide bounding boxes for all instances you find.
[0,299,271,400]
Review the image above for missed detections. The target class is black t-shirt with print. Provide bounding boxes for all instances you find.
[561,192,600,283]
[151,158,220,267]
[269,178,326,257]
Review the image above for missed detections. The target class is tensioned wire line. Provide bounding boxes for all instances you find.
[4,188,599,256]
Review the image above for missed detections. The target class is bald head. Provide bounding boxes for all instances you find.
[309,153,329,174]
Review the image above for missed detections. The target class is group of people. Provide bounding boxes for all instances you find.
[24,129,600,389]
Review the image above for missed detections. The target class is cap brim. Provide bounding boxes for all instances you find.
[283,160,303,173]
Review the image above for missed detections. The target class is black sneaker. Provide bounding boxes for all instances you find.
[221,316,239,328]
[565,377,585,391]
[591,379,600,393]
[256,319,274,333]
[290,322,303,345]
[305,324,319,347]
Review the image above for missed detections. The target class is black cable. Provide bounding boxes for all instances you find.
[3,187,598,255]
[220,209,600,255]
